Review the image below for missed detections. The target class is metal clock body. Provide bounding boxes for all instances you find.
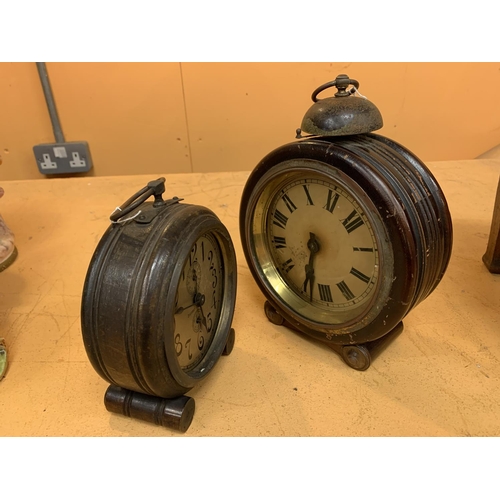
[240,75,452,370]
[81,178,237,431]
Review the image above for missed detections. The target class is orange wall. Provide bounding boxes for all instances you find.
[1,62,500,181]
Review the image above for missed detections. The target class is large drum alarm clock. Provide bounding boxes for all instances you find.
[239,74,453,371]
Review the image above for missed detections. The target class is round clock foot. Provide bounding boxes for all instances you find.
[222,328,235,356]
[264,301,284,325]
[104,385,196,433]
[337,322,404,370]
[341,345,371,371]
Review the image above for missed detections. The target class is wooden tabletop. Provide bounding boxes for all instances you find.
[1,160,499,437]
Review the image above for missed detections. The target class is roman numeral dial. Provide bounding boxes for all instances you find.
[263,176,379,315]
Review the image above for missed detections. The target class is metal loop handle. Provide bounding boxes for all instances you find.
[110,177,166,222]
[311,75,360,102]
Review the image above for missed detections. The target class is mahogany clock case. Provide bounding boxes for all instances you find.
[240,133,453,348]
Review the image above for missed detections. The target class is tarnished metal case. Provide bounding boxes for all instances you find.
[81,200,237,399]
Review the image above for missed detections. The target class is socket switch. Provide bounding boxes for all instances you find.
[33,141,93,174]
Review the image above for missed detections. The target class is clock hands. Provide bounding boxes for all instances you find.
[176,266,210,333]
[302,232,320,301]
[191,269,209,331]
[191,271,208,349]
[175,292,205,315]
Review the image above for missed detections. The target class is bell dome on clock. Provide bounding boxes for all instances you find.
[298,74,383,137]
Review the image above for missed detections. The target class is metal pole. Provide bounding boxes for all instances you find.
[35,62,65,143]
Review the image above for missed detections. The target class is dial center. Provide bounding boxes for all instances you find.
[283,204,355,281]
[194,292,205,306]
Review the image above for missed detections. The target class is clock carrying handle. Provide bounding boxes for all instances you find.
[110,177,166,222]
[311,74,360,102]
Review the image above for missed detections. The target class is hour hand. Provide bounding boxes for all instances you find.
[302,232,320,300]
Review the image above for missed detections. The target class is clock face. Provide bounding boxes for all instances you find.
[249,161,390,327]
[173,232,224,372]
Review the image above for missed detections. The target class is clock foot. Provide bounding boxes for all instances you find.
[333,321,404,371]
[264,301,284,325]
[104,385,195,433]
[340,345,371,371]
[222,328,235,356]
[263,301,404,371]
